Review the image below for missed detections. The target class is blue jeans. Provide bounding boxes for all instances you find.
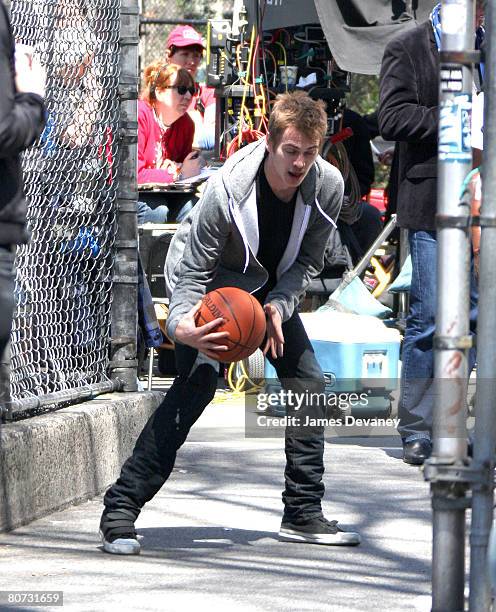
[104,311,327,522]
[398,230,477,442]
[136,197,195,225]
[0,246,15,418]
[0,246,15,362]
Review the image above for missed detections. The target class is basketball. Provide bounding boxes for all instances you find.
[195,287,267,363]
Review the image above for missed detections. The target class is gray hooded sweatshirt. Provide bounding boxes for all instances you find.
[165,138,344,340]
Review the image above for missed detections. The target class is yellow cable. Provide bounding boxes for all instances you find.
[243,106,253,130]
[229,359,264,393]
[238,26,256,147]
[241,359,264,390]
[274,41,288,92]
[227,362,239,391]
[210,359,264,404]
[212,371,244,402]
[265,48,277,76]
[263,49,277,115]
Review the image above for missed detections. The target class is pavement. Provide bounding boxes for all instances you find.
[0,386,434,612]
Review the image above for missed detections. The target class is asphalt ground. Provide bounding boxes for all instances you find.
[0,388,434,612]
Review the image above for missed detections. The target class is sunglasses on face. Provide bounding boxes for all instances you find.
[166,85,196,96]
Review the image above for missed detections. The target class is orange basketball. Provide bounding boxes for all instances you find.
[195,287,267,363]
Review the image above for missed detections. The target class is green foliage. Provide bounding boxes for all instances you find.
[175,0,215,22]
[171,0,215,41]
[347,73,390,188]
[347,73,380,117]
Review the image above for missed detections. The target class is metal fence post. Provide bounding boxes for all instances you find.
[109,0,140,391]
[424,1,475,610]
[469,0,496,608]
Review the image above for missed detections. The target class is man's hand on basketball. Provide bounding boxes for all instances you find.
[175,302,229,359]
[263,304,284,359]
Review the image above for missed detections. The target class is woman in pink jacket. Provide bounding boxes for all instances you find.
[137,61,203,224]
[164,25,216,150]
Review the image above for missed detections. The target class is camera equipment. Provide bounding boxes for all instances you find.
[208,1,350,158]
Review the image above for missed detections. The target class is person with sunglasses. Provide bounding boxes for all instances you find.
[137,61,203,224]
[165,25,215,150]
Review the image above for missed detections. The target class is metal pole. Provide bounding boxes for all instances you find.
[109,0,139,391]
[469,0,496,607]
[340,214,398,281]
[425,1,474,610]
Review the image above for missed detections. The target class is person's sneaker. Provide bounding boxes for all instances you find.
[99,509,141,555]
[279,516,361,546]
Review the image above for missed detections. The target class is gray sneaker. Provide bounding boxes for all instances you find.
[99,509,141,555]
[279,516,361,546]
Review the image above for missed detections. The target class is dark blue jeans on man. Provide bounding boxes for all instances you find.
[398,230,478,442]
[104,310,327,523]
[0,245,15,417]
[0,246,15,359]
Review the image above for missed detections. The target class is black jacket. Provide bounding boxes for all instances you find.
[0,1,45,245]
[342,108,375,198]
[378,20,439,230]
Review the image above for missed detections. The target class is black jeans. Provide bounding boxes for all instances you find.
[104,311,327,522]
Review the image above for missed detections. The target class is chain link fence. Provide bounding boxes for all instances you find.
[6,0,123,419]
[2,0,232,419]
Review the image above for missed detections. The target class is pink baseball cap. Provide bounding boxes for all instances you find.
[166,25,205,50]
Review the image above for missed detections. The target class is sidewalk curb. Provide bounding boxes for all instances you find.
[0,391,162,533]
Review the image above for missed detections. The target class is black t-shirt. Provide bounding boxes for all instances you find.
[253,161,297,303]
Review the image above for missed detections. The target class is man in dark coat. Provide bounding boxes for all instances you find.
[0,1,45,364]
[378,5,479,464]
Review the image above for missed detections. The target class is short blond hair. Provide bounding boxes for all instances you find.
[268,91,328,146]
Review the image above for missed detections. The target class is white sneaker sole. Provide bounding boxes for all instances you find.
[278,527,361,546]
[99,530,141,555]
